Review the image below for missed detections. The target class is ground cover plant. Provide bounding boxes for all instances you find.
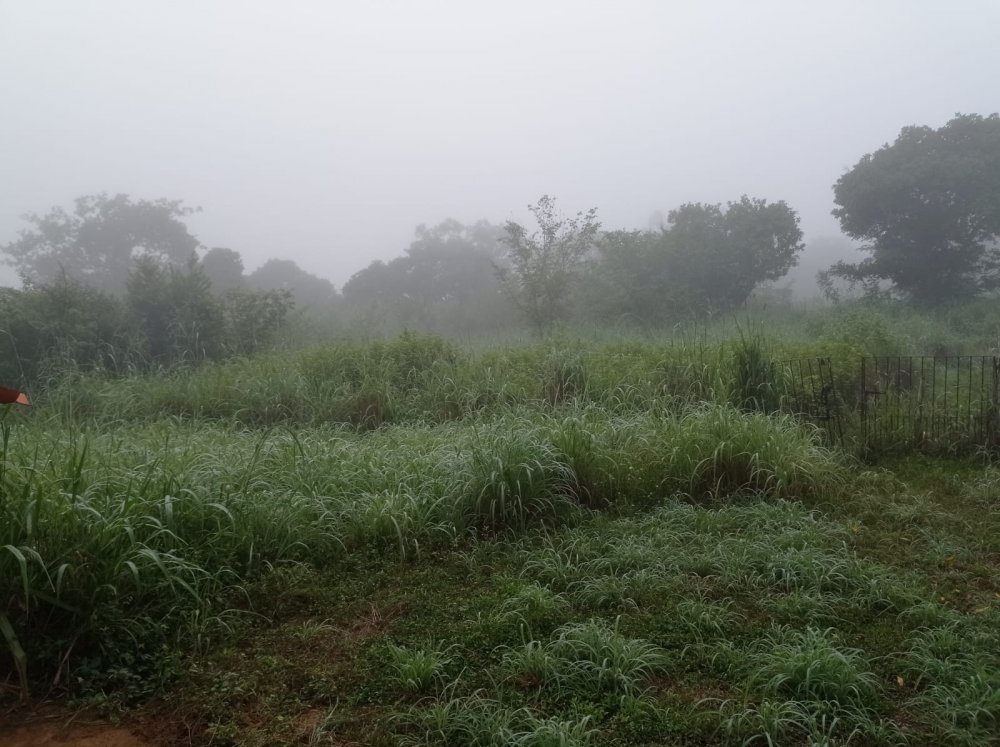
[2,327,999,746]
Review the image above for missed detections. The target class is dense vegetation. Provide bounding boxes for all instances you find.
[2,318,1000,745]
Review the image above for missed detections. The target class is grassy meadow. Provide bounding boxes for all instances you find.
[3,305,1000,745]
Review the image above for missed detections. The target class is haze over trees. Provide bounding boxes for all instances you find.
[0,194,312,380]
[247,258,338,308]
[2,194,201,294]
[343,219,514,335]
[825,113,1000,304]
[3,111,1000,383]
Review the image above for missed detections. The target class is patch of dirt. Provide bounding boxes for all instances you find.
[0,718,152,747]
[340,601,408,640]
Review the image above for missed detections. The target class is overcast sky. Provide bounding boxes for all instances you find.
[2,0,998,289]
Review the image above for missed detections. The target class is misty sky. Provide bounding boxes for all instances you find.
[2,1,998,290]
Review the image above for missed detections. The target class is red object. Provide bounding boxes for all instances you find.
[0,386,29,406]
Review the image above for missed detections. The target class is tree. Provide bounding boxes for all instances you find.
[497,196,601,335]
[827,113,1000,305]
[665,196,803,313]
[578,230,674,324]
[2,194,201,293]
[127,256,224,363]
[247,258,337,308]
[342,219,514,334]
[200,247,246,291]
[585,197,802,321]
[221,288,294,357]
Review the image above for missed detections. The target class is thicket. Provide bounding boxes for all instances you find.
[0,268,292,386]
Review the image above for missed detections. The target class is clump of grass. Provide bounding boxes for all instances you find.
[742,626,881,707]
[541,350,588,405]
[495,583,570,633]
[655,405,846,502]
[715,625,896,744]
[911,673,1000,746]
[383,642,455,694]
[547,413,623,508]
[730,328,781,413]
[394,694,595,747]
[674,595,742,640]
[504,619,667,697]
[720,698,866,747]
[464,424,578,531]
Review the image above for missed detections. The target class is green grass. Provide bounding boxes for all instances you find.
[3,326,1000,746]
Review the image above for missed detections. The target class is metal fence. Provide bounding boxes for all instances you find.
[781,357,844,445]
[780,355,1000,452]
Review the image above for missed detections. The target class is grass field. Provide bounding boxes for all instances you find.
[2,324,1000,745]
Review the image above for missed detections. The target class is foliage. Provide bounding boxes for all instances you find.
[0,275,134,384]
[127,256,225,363]
[221,287,294,357]
[497,196,601,336]
[1,193,201,293]
[247,257,337,308]
[343,219,515,335]
[0,266,293,386]
[663,196,804,314]
[199,247,246,292]
[828,112,1000,304]
[582,197,803,323]
[581,230,674,324]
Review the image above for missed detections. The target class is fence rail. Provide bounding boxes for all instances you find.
[780,355,1000,452]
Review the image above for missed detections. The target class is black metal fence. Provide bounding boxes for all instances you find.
[780,355,1000,452]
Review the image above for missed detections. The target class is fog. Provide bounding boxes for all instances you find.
[2,0,998,290]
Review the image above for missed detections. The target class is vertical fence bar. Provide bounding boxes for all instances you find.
[941,356,947,439]
[967,356,973,440]
[979,357,986,442]
[860,356,867,445]
[930,356,936,442]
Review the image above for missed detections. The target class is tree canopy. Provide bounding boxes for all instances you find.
[2,194,202,293]
[828,113,1000,304]
[587,196,803,321]
[343,219,511,333]
[665,196,803,313]
[497,196,601,335]
[248,258,337,308]
[200,247,246,292]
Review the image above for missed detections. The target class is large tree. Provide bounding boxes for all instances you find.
[580,197,803,322]
[827,113,1000,304]
[665,196,804,313]
[342,219,512,333]
[497,196,601,335]
[2,194,201,293]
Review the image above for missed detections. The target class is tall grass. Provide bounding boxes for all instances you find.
[0,400,842,696]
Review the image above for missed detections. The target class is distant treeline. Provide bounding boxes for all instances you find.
[3,113,999,383]
[0,191,807,384]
